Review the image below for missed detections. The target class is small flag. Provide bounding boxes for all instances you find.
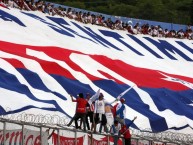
[116,85,136,100]
[88,89,100,105]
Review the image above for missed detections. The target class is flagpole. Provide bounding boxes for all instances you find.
[112,84,136,104]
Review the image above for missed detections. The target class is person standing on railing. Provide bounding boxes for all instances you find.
[120,116,137,145]
[93,93,108,133]
[85,93,95,131]
[67,93,88,131]
[115,98,126,125]
[110,120,121,145]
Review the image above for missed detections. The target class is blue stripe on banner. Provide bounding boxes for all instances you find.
[0,68,67,115]
[169,124,192,131]
[18,68,67,101]
[0,105,6,115]
[6,105,58,115]
[93,79,131,98]
[1,67,193,131]
[51,74,95,98]
[94,79,193,131]
[142,88,193,120]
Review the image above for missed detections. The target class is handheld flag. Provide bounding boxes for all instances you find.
[116,84,136,100]
[88,89,100,105]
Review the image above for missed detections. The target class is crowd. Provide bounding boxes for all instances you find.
[67,92,137,145]
[1,0,193,40]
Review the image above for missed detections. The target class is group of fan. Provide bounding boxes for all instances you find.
[1,0,193,40]
[1,0,192,40]
[67,92,137,145]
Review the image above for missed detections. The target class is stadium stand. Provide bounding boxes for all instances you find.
[1,0,193,39]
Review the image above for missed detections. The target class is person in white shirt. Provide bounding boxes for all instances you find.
[105,105,114,129]
[93,93,108,133]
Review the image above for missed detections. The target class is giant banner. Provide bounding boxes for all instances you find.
[0,6,193,134]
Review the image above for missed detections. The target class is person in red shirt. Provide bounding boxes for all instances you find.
[120,116,137,145]
[67,93,88,131]
[85,93,95,131]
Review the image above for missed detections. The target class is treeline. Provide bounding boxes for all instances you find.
[47,0,193,25]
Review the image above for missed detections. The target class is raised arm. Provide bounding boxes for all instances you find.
[70,94,77,102]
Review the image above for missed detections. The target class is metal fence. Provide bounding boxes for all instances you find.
[0,114,193,145]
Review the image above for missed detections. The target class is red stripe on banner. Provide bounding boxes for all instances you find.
[0,41,100,80]
[91,55,193,91]
[3,58,26,68]
[0,41,193,91]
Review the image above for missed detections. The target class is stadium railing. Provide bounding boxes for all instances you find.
[0,114,192,145]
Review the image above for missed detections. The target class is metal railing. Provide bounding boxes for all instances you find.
[0,112,193,145]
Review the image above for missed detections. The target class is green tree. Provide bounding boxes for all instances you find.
[191,0,193,24]
[48,0,192,25]
[135,0,165,21]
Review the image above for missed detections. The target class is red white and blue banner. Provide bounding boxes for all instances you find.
[0,6,193,134]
